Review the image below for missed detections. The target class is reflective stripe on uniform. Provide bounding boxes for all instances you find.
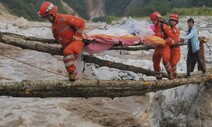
[46,4,54,12]
[172,66,177,71]
[156,74,162,78]
[165,63,171,70]
[169,37,175,44]
[156,75,162,78]
[61,26,70,32]
[59,18,66,21]
[76,29,83,34]
[64,54,75,61]
[71,17,75,22]
[155,71,162,77]
[58,18,70,32]
[69,69,77,74]
[65,61,75,67]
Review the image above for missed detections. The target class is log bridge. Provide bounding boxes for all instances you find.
[0,32,211,98]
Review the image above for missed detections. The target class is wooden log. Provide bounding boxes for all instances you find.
[0,73,211,98]
[0,32,202,78]
[199,39,206,70]
[110,45,154,51]
[1,32,57,43]
[83,55,168,78]
[110,43,186,51]
[0,32,166,77]
[0,32,186,51]
[0,32,204,78]
[0,32,155,51]
[0,32,63,55]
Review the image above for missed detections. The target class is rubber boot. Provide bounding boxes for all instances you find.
[69,73,78,82]
[156,73,162,80]
[156,77,162,80]
[173,72,178,79]
[168,72,174,80]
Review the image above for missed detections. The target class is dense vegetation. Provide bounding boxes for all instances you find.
[0,0,212,21]
[0,0,67,21]
[172,7,212,16]
[92,16,120,23]
[62,0,89,19]
[105,0,212,17]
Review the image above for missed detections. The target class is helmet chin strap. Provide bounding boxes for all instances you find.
[156,20,160,25]
[49,14,56,23]
[52,16,56,23]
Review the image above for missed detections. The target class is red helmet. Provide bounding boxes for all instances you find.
[150,12,162,21]
[38,2,58,18]
[169,14,179,23]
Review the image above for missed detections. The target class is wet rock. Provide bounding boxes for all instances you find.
[150,83,212,127]
[12,17,29,29]
[61,97,150,127]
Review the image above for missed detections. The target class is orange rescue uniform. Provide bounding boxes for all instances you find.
[169,26,181,78]
[52,14,85,78]
[153,23,177,79]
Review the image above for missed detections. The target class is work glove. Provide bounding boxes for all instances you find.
[179,38,185,43]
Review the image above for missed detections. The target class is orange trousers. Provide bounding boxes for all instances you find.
[170,47,181,76]
[153,45,172,79]
[63,40,84,75]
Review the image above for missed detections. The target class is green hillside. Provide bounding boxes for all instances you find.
[62,0,89,19]
[0,0,212,21]
[0,0,67,21]
[105,0,212,17]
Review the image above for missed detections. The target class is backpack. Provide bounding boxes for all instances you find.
[160,19,170,39]
[161,19,170,26]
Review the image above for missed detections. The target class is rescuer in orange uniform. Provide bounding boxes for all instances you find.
[150,12,177,80]
[38,2,85,81]
[169,14,181,78]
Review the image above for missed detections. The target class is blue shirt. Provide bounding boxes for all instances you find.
[184,26,199,53]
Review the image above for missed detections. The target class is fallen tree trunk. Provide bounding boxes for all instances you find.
[0,32,155,52]
[0,31,166,77]
[0,32,57,43]
[0,32,63,55]
[0,32,203,78]
[0,32,211,98]
[83,55,168,77]
[0,73,211,98]
[0,32,186,51]
[0,32,205,78]
[111,45,154,51]
[110,43,186,51]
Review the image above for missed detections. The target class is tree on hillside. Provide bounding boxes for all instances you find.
[105,0,131,16]
[0,0,212,21]
[1,0,67,20]
[63,0,89,20]
[193,0,212,7]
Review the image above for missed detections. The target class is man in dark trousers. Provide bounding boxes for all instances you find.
[181,18,206,76]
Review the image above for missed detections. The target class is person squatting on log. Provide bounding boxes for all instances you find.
[169,14,181,78]
[180,18,206,77]
[38,2,85,81]
[150,12,178,80]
